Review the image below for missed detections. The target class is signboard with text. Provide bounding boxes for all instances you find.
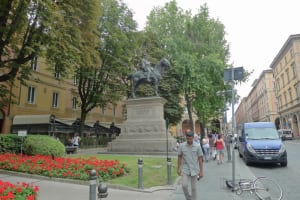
[18,130,27,137]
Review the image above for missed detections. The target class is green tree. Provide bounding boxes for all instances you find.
[0,0,53,106]
[0,0,101,108]
[75,0,138,135]
[187,6,229,132]
[130,30,183,125]
[145,1,230,132]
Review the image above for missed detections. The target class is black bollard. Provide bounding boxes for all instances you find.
[167,157,172,185]
[138,158,143,189]
[98,182,108,199]
[89,169,97,200]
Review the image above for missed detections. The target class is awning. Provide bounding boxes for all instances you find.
[13,115,53,125]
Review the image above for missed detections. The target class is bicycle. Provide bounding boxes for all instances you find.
[225,176,283,200]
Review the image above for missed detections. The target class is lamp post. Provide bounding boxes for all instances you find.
[165,118,169,159]
[224,66,244,191]
[165,118,172,185]
[50,115,55,137]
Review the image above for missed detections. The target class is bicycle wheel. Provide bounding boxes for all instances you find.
[254,177,283,200]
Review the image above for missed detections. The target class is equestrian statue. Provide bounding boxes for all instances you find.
[127,54,171,98]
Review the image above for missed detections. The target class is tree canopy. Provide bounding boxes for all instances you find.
[145,1,230,131]
[0,0,101,107]
[74,0,138,135]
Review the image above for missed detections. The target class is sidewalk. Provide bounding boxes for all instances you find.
[170,150,256,200]
[0,149,255,200]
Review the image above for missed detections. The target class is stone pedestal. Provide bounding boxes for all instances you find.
[108,97,176,153]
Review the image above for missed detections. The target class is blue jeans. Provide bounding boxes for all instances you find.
[203,146,209,161]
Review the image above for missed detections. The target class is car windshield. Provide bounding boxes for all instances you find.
[245,127,280,139]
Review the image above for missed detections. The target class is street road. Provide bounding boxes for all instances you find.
[240,140,300,200]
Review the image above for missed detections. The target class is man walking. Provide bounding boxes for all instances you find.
[177,131,204,200]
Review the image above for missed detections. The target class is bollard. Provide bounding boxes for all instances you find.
[167,157,172,185]
[89,169,97,200]
[138,158,143,189]
[98,182,108,199]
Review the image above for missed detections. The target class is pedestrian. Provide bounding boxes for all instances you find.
[194,133,200,146]
[177,131,204,200]
[173,140,180,152]
[215,134,225,164]
[201,135,210,162]
[73,133,81,147]
[208,134,216,160]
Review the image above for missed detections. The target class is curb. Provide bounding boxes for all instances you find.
[0,169,178,193]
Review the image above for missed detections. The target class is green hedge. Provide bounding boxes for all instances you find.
[0,134,65,157]
[0,134,22,154]
[23,135,65,157]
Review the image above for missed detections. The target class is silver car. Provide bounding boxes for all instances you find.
[278,129,293,140]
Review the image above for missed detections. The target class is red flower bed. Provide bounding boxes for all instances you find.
[0,153,129,181]
[0,180,39,200]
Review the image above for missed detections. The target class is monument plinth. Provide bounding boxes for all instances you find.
[108,97,176,153]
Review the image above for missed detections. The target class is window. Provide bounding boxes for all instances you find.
[280,62,282,70]
[54,64,60,79]
[73,76,78,85]
[27,86,35,104]
[286,69,290,83]
[288,88,292,104]
[284,56,287,65]
[276,78,280,90]
[31,57,38,71]
[52,92,59,108]
[278,96,282,110]
[72,97,77,109]
[281,74,284,87]
[113,105,116,117]
[284,92,287,106]
[290,48,294,58]
[292,62,296,79]
[296,84,300,99]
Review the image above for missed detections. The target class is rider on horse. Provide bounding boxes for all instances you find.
[141,53,153,81]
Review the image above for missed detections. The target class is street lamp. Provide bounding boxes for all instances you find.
[49,115,56,137]
[224,66,244,191]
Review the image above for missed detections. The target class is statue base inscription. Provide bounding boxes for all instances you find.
[108,97,176,153]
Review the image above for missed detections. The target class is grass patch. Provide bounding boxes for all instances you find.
[71,154,178,188]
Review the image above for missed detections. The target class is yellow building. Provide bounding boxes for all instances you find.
[0,56,124,134]
[235,69,279,127]
[271,34,300,136]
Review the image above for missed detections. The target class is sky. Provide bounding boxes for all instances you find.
[122,0,300,119]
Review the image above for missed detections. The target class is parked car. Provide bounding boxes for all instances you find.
[278,129,293,140]
[237,122,287,167]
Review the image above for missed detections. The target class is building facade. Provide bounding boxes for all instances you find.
[235,34,300,137]
[0,56,124,135]
[271,34,300,136]
[235,69,279,127]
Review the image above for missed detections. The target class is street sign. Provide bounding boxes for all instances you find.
[224,67,244,81]
[18,130,27,137]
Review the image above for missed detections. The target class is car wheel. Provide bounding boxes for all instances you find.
[239,152,242,158]
[243,157,251,166]
[280,162,287,167]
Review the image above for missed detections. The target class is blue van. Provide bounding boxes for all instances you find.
[237,122,287,166]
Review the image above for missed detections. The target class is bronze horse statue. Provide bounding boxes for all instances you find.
[127,58,171,98]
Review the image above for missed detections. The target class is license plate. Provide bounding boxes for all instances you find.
[264,156,272,160]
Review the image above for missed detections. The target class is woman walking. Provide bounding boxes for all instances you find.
[215,134,225,164]
[201,135,210,162]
